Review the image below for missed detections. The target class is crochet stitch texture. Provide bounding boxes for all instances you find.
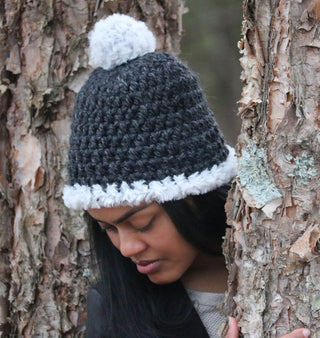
[69,52,228,186]
[63,15,237,209]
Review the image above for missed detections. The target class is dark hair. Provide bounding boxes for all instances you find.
[162,184,230,256]
[85,185,230,337]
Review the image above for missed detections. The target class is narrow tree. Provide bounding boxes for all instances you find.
[0,1,185,336]
[224,0,320,337]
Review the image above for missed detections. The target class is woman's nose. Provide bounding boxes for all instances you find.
[118,231,147,258]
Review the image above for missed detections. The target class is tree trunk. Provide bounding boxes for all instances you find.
[224,0,320,337]
[0,1,185,336]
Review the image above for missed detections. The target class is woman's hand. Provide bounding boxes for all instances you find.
[225,317,239,337]
[281,329,310,338]
[225,317,311,338]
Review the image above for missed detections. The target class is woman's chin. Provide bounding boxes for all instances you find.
[147,272,180,285]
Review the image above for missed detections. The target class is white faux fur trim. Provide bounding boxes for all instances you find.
[63,146,237,210]
[89,14,156,71]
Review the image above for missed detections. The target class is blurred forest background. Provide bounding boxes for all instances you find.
[181,0,243,144]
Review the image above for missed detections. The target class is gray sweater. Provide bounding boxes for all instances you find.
[187,290,226,338]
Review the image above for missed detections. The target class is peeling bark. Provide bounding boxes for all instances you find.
[224,1,320,337]
[1,0,185,336]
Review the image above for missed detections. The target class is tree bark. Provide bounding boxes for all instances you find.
[0,1,185,336]
[224,0,320,337]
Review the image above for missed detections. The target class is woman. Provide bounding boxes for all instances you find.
[63,14,310,338]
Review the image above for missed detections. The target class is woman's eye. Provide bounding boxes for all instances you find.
[106,226,118,233]
[135,217,155,233]
[99,223,117,233]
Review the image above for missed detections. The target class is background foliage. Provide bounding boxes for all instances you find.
[181,0,243,144]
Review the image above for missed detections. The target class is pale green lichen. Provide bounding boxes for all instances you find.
[311,294,320,312]
[82,268,90,277]
[238,142,282,206]
[286,153,318,185]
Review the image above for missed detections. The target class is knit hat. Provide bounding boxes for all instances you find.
[63,14,237,210]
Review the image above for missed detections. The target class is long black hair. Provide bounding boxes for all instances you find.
[86,184,230,337]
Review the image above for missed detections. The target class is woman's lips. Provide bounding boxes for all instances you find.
[135,260,161,274]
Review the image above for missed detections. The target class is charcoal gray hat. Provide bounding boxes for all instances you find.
[63,14,237,210]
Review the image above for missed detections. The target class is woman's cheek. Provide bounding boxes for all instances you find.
[107,232,120,249]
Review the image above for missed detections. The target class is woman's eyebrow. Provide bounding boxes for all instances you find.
[93,205,150,225]
[113,205,149,224]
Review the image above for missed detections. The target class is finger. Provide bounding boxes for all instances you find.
[225,317,239,338]
[281,328,310,338]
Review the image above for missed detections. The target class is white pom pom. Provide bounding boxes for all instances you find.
[89,14,156,70]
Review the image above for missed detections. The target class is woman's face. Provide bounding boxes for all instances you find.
[87,203,200,284]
